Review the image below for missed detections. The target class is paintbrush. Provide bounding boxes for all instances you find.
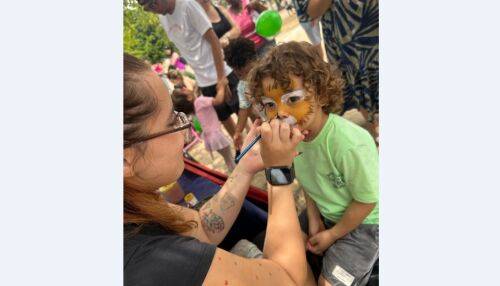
[234,134,261,164]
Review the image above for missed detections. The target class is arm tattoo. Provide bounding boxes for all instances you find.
[227,174,238,184]
[201,210,225,234]
[220,192,236,212]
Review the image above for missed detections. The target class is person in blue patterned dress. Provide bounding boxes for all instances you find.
[291,0,323,58]
[308,0,379,120]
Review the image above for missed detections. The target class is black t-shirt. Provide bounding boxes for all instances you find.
[124,224,216,286]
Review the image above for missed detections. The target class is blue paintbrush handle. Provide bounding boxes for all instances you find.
[235,134,262,163]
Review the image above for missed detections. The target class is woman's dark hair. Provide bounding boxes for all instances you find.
[124,53,197,234]
[224,37,257,70]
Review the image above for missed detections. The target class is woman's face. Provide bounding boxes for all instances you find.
[125,72,186,191]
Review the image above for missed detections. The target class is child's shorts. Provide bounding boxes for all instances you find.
[322,222,378,285]
[299,211,379,286]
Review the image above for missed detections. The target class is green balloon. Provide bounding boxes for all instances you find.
[255,10,282,38]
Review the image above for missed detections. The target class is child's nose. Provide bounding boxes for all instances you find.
[277,107,289,119]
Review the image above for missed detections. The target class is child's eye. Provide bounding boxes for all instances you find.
[261,98,277,110]
[281,90,305,105]
[286,96,302,104]
[264,102,276,109]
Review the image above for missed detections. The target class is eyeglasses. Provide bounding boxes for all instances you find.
[124,111,192,148]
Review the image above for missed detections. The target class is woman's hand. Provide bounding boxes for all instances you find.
[258,119,304,168]
[237,119,265,175]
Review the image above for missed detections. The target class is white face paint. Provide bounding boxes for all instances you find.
[259,89,307,126]
[281,116,297,125]
[281,90,306,105]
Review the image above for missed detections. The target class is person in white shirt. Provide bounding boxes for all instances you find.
[139,0,240,137]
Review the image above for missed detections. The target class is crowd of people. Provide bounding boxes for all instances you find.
[125,0,379,285]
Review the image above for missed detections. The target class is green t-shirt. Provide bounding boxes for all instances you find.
[295,114,379,224]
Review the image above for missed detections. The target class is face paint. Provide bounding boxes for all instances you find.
[261,87,312,125]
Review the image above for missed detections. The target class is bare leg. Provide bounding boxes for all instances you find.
[304,263,317,286]
[318,275,333,286]
[217,146,235,172]
[222,117,236,137]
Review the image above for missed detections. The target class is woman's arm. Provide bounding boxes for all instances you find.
[202,120,314,286]
[175,163,256,245]
[203,28,229,98]
[249,0,267,13]
[202,187,314,286]
[219,5,241,48]
[307,0,332,19]
[177,120,264,245]
[211,83,226,106]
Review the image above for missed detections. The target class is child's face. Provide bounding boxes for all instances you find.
[234,63,253,81]
[260,75,323,139]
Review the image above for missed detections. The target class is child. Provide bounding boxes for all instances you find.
[173,86,236,172]
[223,37,259,151]
[247,41,379,286]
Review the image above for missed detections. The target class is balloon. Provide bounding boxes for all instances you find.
[255,10,282,38]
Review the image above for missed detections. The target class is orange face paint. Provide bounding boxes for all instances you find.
[261,84,312,125]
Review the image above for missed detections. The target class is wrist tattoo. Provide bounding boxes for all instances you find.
[228,174,237,184]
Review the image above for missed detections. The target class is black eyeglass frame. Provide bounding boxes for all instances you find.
[124,111,191,148]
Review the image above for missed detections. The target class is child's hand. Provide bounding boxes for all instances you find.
[308,218,326,237]
[233,132,243,150]
[258,119,304,168]
[307,230,337,256]
[216,77,229,94]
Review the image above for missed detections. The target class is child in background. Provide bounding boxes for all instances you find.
[247,41,378,286]
[172,86,236,172]
[223,37,259,151]
[167,69,196,91]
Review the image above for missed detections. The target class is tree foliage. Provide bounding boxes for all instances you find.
[123,0,173,63]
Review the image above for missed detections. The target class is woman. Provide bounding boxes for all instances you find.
[123,53,314,286]
[227,0,276,56]
[307,0,379,121]
[197,0,241,48]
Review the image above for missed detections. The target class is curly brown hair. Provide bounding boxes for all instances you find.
[247,41,345,114]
